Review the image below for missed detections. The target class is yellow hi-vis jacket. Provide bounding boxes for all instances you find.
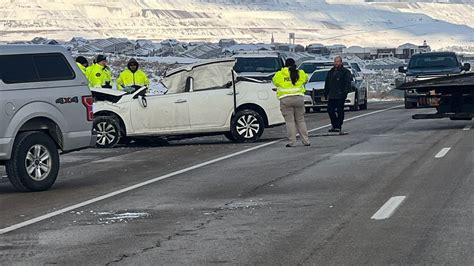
[86,63,112,88]
[76,62,87,75]
[272,67,308,99]
[116,69,150,90]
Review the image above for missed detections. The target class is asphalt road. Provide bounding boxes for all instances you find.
[0,101,472,265]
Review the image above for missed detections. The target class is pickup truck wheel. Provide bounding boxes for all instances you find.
[230,109,265,143]
[5,131,59,192]
[94,116,120,148]
[305,107,311,113]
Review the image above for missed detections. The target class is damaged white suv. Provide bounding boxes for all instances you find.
[91,58,284,148]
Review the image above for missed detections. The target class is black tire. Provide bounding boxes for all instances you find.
[313,107,321,112]
[359,92,368,110]
[93,116,121,148]
[350,92,359,111]
[5,131,60,192]
[224,132,236,142]
[119,137,132,145]
[230,109,265,143]
[305,107,311,113]
[404,98,417,109]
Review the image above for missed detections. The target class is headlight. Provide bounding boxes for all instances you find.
[406,76,416,83]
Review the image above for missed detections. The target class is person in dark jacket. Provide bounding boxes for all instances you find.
[324,56,352,132]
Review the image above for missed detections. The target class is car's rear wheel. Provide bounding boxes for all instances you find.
[230,109,265,143]
[5,131,59,192]
[359,91,368,110]
[94,116,120,148]
[350,92,359,111]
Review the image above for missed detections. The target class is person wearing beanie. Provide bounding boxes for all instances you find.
[272,58,310,147]
[324,56,351,133]
[116,58,149,92]
[75,56,89,75]
[86,54,113,88]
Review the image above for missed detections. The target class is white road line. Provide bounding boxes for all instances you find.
[371,196,406,220]
[463,125,472,131]
[0,105,403,235]
[435,147,451,159]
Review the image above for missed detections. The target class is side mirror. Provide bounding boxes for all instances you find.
[132,86,148,99]
[463,63,471,71]
[398,66,406,73]
[138,95,148,108]
[185,77,194,92]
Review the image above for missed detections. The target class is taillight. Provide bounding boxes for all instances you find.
[82,95,94,121]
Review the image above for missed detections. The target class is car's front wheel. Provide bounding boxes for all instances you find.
[230,109,265,143]
[5,131,60,192]
[94,116,120,148]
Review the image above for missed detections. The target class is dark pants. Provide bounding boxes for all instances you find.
[327,99,345,129]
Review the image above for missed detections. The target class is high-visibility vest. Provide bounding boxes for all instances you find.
[272,67,308,99]
[76,62,87,75]
[86,63,112,88]
[116,69,150,90]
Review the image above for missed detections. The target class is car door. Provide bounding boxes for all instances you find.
[187,86,234,130]
[129,93,190,134]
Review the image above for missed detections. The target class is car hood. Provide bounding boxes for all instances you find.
[91,88,128,103]
[162,58,236,93]
[406,67,461,77]
[305,81,325,91]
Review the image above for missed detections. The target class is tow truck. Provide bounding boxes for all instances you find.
[397,72,474,120]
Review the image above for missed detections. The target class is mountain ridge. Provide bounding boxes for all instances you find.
[1,0,473,49]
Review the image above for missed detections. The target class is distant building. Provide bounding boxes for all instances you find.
[327,44,346,55]
[342,46,372,59]
[182,43,222,59]
[219,39,237,48]
[222,44,275,56]
[395,41,431,59]
[306,44,330,55]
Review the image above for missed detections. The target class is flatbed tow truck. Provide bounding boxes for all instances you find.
[397,72,474,120]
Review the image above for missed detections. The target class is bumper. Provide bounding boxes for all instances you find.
[62,130,97,152]
[0,137,14,161]
[305,91,355,108]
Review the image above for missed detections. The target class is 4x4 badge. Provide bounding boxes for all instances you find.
[56,97,79,104]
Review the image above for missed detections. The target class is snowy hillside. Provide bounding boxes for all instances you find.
[0,0,473,49]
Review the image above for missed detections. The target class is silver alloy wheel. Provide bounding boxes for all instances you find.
[25,144,52,181]
[96,121,117,146]
[236,114,260,139]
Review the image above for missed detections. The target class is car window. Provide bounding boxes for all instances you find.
[0,54,38,83]
[0,53,75,84]
[408,54,459,69]
[300,63,333,74]
[33,54,75,81]
[234,57,282,73]
[309,71,329,82]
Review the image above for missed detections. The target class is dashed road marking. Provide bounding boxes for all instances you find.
[371,196,406,220]
[0,105,403,235]
[435,147,451,159]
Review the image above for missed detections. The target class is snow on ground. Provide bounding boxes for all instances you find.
[1,0,473,49]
